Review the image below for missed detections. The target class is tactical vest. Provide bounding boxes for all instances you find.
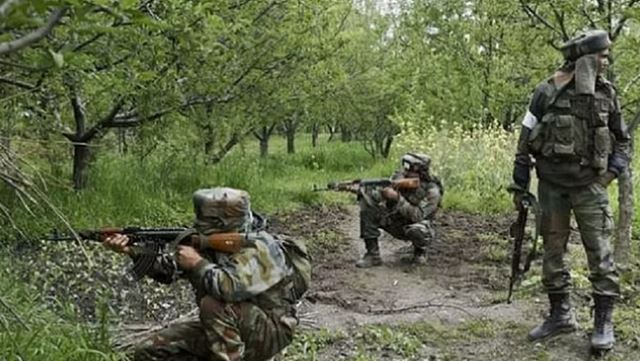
[528,83,613,174]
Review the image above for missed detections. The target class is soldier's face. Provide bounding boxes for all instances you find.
[596,49,609,74]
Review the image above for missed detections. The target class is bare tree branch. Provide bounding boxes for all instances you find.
[0,59,43,71]
[550,3,569,41]
[69,88,87,136]
[72,33,105,52]
[228,0,255,10]
[78,99,125,142]
[112,94,235,127]
[0,8,67,56]
[519,1,560,36]
[622,70,640,94]
[0,0,20,17]
[0,76,35,90]
[252,0,281,25]
[610,0,639,40]
[627,108,640,134]
[581,1,599,29]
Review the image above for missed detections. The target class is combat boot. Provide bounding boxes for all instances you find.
[591,294,615,351]
[528,293,577,341]
[356,238,382,268]
[411,246,427,265]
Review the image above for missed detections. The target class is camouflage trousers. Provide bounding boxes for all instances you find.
[133,296,296,361]
[359,193,435,251]
[538,179,619,296]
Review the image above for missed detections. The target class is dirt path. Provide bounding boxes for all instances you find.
[271,205,635,361]
[298,205,525,329]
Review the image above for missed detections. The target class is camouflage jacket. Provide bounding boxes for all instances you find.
[132,231,296,312]
[388,171,442,223]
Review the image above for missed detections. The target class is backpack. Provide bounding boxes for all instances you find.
[279,235,312,301]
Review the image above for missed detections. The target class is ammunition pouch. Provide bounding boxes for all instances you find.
[527,91,612,174]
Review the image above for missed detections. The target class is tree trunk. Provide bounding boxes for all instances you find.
[1,134,9,150]
[327,124,337,142]
[72,143,91,190]
[259,137,269,158]
[208,132,242,165]
[203,124,215,157]
[615,166,633,267]
[282,115,298,154]
[253,125,275,158]
[311,123,320,147]
[615,110,640,268]
[382,135,394,158]
[118,129,128,154]
[340,125,352,142]
[286,130,295,154]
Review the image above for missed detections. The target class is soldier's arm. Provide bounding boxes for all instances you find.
[395,184,441,223]
[606,92,631,176]
[513,84,548,188]
[188,237,290,302]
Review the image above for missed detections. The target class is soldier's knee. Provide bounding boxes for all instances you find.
[199,296,226,315]
[132,347,159,361]
[404,223,433,245]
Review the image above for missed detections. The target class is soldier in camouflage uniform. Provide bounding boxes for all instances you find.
[104,187,310,361]
[511,30,630,351]
[357,152,443,268]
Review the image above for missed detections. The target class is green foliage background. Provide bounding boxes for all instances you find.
[2,0,640,359]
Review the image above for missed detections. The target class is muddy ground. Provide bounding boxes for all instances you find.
[270,205,638,361]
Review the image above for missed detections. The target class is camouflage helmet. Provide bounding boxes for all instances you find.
[560,30,611,61]
[192,187,252,234]
[401,152,431,174]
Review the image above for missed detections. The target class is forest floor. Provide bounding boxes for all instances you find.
[268,205,638,361]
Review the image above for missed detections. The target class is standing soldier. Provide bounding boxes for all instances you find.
[104,187,311,361]
[510,30,630,352]
[357,152,443,268]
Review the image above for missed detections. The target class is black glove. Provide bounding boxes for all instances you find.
[507,183,527,211]
[512,163,530,190]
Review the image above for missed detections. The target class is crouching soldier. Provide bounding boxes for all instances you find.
[104,187,311,361]
[357,152,443,267]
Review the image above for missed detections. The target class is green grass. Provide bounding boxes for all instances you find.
[0,262,124,361]
[0,133,398,239]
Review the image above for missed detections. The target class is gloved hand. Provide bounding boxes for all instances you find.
[512,192,526,211]
[596,171,616,187]
[507,183,527,211]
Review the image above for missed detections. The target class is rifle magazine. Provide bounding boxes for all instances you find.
[129,242,162,280]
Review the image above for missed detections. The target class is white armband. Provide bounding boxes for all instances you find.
[522,110,538,129]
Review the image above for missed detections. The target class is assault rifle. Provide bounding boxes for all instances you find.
[506,185,540,304]
[314,177,420,194]
[47,226,262,279]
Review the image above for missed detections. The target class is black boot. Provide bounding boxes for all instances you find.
[528,293,577,341]
[356,238,382,268]
[591,294,615,351]
[411,246,427,265]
